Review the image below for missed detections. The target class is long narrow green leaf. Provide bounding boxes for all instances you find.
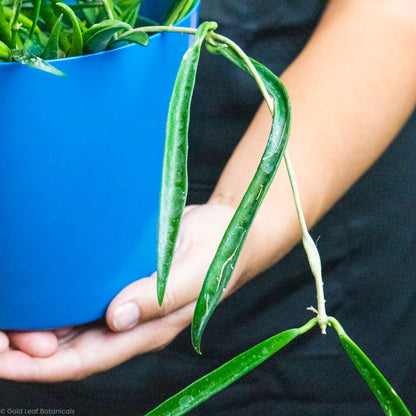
[114,0,142,23]
[174,0,198,23]
[42,13,62,60]
[157,21,218,306]
[329,317,411,416]
[0,2,12,47]
[55,2,83,56]
[162,0,197,25]
[31,0,70,51]
[11,48,66,77]
[118,1,142,27]
[145,319,317,416]
[31,0,55,28]
[0,39,11,60]
[102,0,116,19]
[74,0,101,27]
[191,58,291,353]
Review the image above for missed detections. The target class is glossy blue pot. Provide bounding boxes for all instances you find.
[0,2,199,330]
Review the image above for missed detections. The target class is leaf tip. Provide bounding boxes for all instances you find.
[156,274,166,307]
[191,337,202,355]
[191,321,204,355]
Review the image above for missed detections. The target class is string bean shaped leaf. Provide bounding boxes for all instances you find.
[34,0,70,51]
[145,319,317,416]
[10,47,66,76]
[118,0,143,28]
[42,14,62,60]
[191,58,291,353]
[55,2,83,57]
[157,21,217,306]
[162,0,198,25]
[329,317,411,416]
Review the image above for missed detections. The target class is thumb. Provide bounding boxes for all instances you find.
[105,228,202,332]
[106,203,236,332]
[106,268,199,332]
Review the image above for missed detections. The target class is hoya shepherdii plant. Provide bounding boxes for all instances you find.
[0,1,411,414]
[148,22,412,416]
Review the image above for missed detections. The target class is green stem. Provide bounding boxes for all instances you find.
[28,0,41,38]
[128,26,273,109]
[284,152,327,332]
[102,0,115,19]
[102,0,117,40]
[125,25,197,35]
[10,0,23,47]
[208,32,274,109]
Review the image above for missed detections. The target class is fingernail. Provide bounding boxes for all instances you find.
[113,302,140,331]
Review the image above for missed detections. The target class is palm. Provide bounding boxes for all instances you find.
[0,203,236,382]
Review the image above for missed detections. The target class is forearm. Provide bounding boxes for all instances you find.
[209,0,416,283]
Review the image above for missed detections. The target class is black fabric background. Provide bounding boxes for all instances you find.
[1,1,416,414]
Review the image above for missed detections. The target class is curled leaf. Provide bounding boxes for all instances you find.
[82,19,131,53]
[108,29,149,49]
[54,2,83,57]
[191,58,291,353]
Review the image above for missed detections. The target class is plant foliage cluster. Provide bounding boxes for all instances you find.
[0,0,197,75]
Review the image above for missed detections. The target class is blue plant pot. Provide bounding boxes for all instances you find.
[0,2,200,330]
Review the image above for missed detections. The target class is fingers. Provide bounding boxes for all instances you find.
[8,331,58,358]
[106,204,236,332]
[0,303,195,383]
[2,327,75,359]
[106,222,210,330]
[0,331,9,353]
[0,204,242,383]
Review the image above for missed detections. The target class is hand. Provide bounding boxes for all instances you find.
[0,203,239,382]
